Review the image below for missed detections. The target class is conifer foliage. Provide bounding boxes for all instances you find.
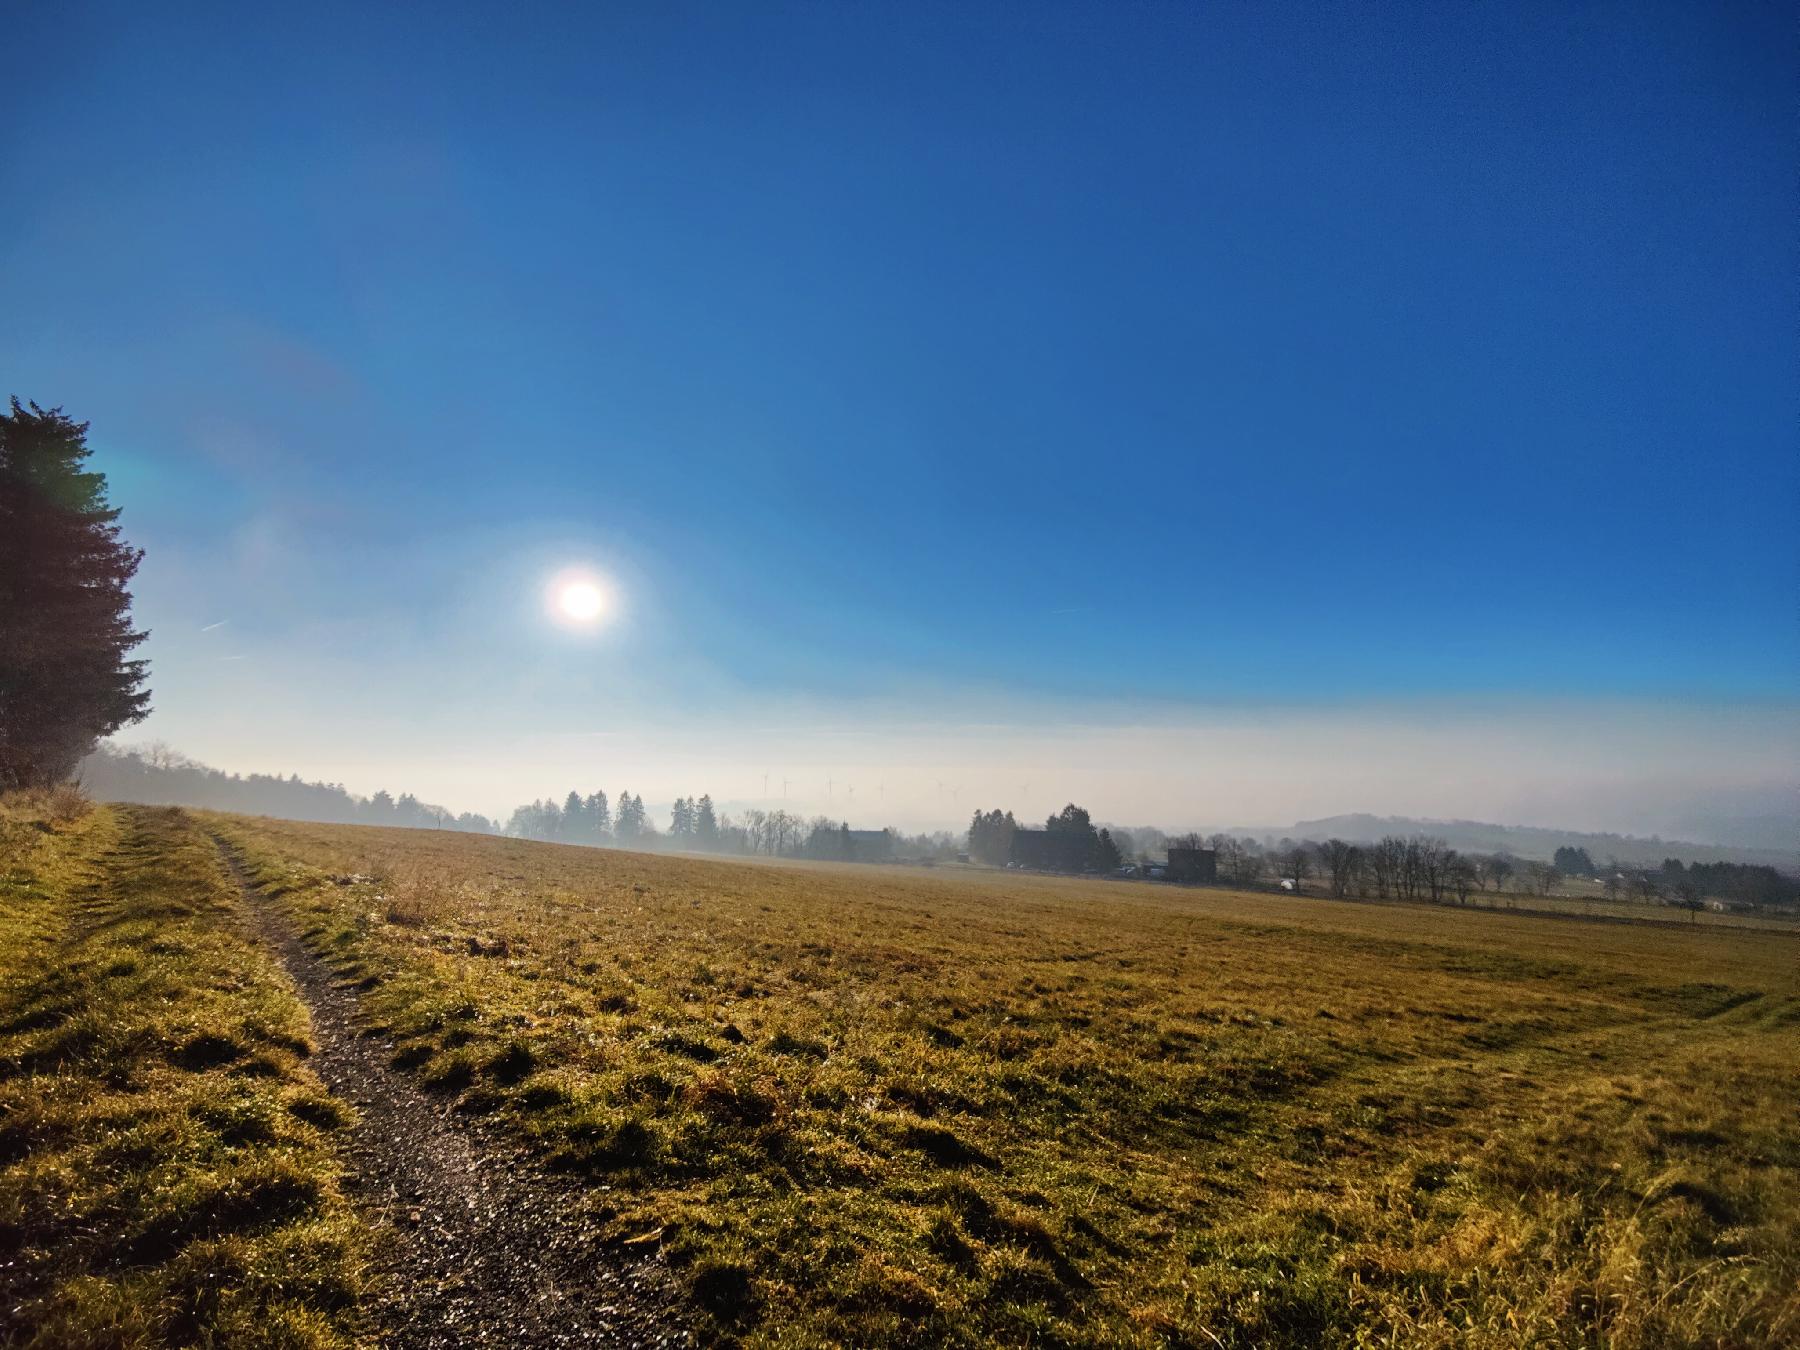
[0,400,151,787]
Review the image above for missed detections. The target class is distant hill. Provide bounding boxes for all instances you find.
[1658,811,1799,854]
[1269,813,1799,873]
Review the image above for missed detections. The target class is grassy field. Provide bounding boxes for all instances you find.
[196,811,1799,1348]
[1438,883,1800,934]
[0,798,367,1347]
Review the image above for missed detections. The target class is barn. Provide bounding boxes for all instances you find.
[1009,829,1091,873]
[1165,846,1218,883]
[843,829,893,861]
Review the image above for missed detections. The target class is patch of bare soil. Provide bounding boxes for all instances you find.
[214,840,692,1348]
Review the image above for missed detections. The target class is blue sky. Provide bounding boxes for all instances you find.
[4,2,1795,832]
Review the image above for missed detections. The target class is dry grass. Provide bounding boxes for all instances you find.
[0,785,92,873]
[208,813,1800,1348]
[1426,884,1800,933]
[0,801,368,1348]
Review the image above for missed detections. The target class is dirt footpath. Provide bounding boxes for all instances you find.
[213,838,692,1348]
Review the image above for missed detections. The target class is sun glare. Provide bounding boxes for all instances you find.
[546,570,612,628]
[559,581,604,621]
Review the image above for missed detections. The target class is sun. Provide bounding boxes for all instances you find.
[545,569,613,628]
[559,580,604,621]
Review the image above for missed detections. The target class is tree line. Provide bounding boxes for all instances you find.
[1149,832,1796,914]
[64,744,1800,911]
[967,804,1122,871]
[77,744,499,832]
[1621,857,1799,912]
[961,805,1798,915]
[503,788,957,862]
[1183,833,1669,907]
[506,790,658,845]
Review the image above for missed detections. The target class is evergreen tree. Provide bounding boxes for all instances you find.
[695,794,718,847]
[563,789,586,841]
[0,400,151,787]
[1553,845,1597,876]
[615,790,643,842]
[586,790,611,841]
[967,808,1018,865]
[1045,803,1117,871]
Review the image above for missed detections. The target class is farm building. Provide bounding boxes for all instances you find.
[1165,846,1218,883]
[843,829,894,861]
[1009,829,1091,873]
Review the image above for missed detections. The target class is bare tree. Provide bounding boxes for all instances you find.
[1400,837,1426,900]
[1281,843,1314,890]
[1206,832,1238,881]
[1210,834,1261,886]
[1370,836,1406,899]
[771,809,802,855]
[1448,853,1478,904]
[1480,853,1515,893]
[1234,839,1264,886]
[1415,836,1451,904]
[1322,838,1363,898]
[1674,877,1703,923]
[742,808,769,854]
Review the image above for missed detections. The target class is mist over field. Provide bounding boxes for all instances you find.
[115,694,1799,851]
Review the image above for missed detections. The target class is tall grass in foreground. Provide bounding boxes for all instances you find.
[217,814,1800,1348]
[0,801,367,1347]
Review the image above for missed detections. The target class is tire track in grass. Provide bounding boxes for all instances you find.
[211,835,692,1349]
